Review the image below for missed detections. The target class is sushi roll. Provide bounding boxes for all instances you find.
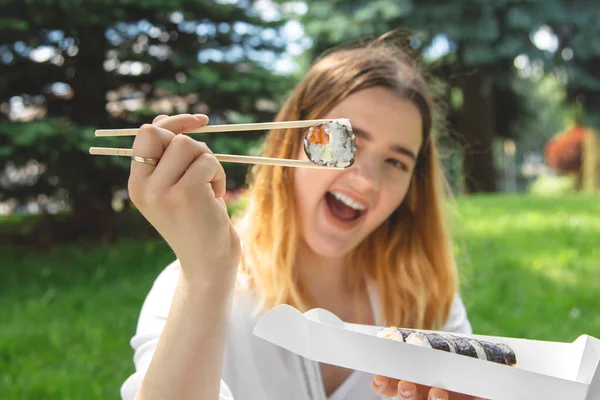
[376,327,405,342]
[466,338,489,361]
[376,327,412,342]
[496,342,518,366]
[445,335,479,359]
[405,331,456,353]
[303,118,356,168]
[376,327,517,367]
[426,333,456,354]
[405,331,432,348]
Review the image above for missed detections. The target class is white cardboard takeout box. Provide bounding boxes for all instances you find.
[253,304,600,400]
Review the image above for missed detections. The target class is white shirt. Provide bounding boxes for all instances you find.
[120,260,473,400]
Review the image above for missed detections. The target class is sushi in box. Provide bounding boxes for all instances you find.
[253,304,600,400]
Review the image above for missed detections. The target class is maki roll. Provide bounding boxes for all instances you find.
[376,327,412,342]
[445,335,479,359]
[376,327,517,367]
[411,332,455,354]
[496,342,518,366]
[304,119,356,168]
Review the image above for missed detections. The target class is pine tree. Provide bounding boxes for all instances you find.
[0,0,295,240]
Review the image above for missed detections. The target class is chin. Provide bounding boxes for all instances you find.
[304,237,358,260]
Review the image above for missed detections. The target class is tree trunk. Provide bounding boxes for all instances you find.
[66,25,117,236]
[458,69,498,193]
[24,23,134,244]
[70,25,110,126]
[582,129,599,192]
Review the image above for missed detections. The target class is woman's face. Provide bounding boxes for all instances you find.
[293,86,423,259]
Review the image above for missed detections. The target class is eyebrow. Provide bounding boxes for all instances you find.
[352,127,417,160]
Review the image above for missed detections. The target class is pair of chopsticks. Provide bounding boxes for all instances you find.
[90,119,340,169]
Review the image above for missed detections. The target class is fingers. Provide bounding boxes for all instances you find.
[371,376,453,400]
[427,387,448,400]
[154,113,209,134]
[130,123,175,180]
[397,381,417,399]
[148,134,214,191]
[371,376,397,397]
[129,114,212,202]
[152,114,169,123]
[178,151,227,199]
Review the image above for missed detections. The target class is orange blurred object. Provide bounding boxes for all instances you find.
[544,125,589,173]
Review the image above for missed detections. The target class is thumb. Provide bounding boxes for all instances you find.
[217,197,228,211]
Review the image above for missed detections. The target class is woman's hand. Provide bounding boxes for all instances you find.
[127,113,241,284]
[371,375,487,400]
[129,114,241,400]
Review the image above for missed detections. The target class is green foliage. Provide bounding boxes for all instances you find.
[226,192,249,217]
[303,0,544,65]
[300,0,600,192]
[303,0,410,46]
[508,73,568,155]
[0,0,296,230]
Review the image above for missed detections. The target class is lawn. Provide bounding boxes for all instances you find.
[1,193,599,399]
[451,193,600,342]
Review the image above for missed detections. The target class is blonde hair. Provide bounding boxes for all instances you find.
[235,38,457,330]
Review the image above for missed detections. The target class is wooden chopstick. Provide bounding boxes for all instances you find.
[89,147,343,169]
[94,119,336,137]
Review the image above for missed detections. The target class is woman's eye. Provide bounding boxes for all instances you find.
[386,159,408,171]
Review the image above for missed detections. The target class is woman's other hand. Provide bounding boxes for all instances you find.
[371,375,487,400]
[127,114,241,284]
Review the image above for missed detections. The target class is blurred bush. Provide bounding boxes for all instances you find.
[527,174,576,195]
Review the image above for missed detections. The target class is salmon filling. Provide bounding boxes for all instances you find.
[308,125,329,145]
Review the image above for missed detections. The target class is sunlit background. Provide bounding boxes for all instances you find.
[1,0,599,398]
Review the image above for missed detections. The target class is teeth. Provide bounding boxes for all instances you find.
[330,191,366,211]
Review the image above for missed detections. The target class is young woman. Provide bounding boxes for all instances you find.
[120,38,482,400]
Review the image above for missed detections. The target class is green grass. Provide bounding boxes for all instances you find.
[2,193,600,398]
[1,238,176,399]
[451,193,600,341]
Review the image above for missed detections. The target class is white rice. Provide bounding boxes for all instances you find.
[376,327,405,342]
[467,339,488,360]
[441,334,457,353]
[406,332,432,348]
[304,118,355,168]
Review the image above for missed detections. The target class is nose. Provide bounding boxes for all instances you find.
[348,150,382,193]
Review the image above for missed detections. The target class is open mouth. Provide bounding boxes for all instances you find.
[324,191,367,222]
